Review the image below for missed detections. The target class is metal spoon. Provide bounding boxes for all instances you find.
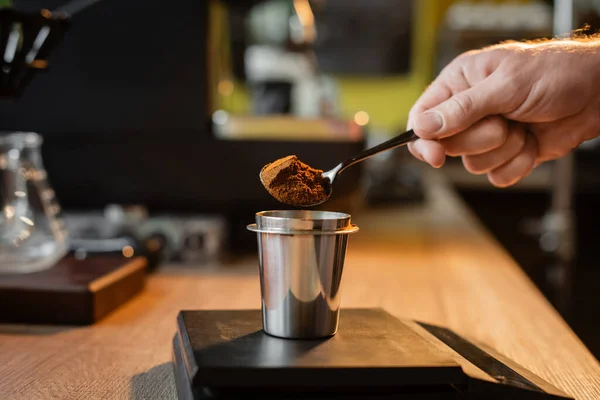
[318,129,418,204]
[260,129,418,207]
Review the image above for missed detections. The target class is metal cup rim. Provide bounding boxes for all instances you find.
[256,210,351,219]
[247,223,359,235]
[254,210,354,232]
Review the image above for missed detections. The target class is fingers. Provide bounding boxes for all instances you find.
[407,81,453,128]
[487,133,538,187]
[462,123,527,175]
[406,49,526,174]
[412,73,516,141]
[408,116,509,168]
[407,140,446,168]
[407,82,452,168]
[407,60,471,129]
[440,116,508,156]
[409,120,538,187]
[459,123,538,187]
[406,53,510,169]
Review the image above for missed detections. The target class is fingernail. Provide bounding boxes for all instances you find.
[415,112,443,134]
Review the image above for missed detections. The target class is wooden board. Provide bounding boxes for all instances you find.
[0,256,146,325]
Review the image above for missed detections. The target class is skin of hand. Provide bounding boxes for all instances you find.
[407,39,600,187]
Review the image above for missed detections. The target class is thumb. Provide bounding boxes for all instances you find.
[413,76,507,140]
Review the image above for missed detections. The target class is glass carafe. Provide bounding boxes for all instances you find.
[0,132,68,273]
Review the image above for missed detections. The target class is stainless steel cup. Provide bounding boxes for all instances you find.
[247,210,359,339]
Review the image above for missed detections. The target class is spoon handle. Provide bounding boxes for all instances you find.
[338,129,418,174]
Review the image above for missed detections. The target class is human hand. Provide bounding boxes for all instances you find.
[407,40,600,187]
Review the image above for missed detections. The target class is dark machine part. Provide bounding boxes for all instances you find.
[64,208,229,269]
[0,7,69,99]
[69,234,164,272]
[67,226,162,271]
[0,0,119,99]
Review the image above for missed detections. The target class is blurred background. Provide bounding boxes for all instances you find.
[1,0,600,356]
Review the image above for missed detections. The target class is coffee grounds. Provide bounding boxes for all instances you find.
[260,155,329,207]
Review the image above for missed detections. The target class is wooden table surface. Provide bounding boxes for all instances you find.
[1,170,599,399]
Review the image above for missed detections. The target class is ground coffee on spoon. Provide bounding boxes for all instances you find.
[260,155,328,207]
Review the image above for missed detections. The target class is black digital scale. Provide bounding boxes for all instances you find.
[172,308,572,399]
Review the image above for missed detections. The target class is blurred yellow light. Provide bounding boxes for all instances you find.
[293,0,316,42]
[354,111,370,126]
[294,0,315,26]
[122,246,134,258]
[218,80,234,96]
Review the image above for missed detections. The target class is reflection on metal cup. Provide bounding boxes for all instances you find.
[247,210,359,339]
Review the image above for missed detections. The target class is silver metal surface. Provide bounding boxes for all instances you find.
[547,0,576,314]
[247,210,358,339]
[251,210,356,234]
[553,0,574,36]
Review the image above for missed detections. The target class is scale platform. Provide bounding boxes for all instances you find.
[172,308,572,399]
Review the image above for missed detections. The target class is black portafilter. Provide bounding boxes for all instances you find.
[0,7,70,99]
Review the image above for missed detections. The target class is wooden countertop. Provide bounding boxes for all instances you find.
[0,170,599,399]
